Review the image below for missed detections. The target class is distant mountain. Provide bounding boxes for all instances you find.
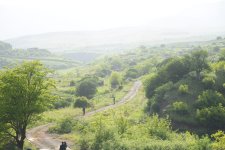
[5,27,225,53]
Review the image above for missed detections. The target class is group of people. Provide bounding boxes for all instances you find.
[59,141,67,150]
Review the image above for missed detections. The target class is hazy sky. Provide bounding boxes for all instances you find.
[0,0,224,40]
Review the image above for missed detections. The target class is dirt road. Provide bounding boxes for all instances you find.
[27,81,142,150]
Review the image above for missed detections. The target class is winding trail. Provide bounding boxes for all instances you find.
[27,81,142,150]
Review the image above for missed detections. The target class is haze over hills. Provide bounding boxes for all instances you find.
[2,0,225,53]
[5,27,225,53]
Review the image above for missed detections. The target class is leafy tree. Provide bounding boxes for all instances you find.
[76,78,97,99]
[110,72,122,89]
[161,58,190,82]
[0,61,54,149]
[74,97,90,115]
[190,50,209,80]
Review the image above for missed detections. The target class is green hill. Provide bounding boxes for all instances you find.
[144,39,225,134]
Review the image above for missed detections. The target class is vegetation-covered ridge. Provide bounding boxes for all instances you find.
[0,40,81,70]
[144,46,225,134]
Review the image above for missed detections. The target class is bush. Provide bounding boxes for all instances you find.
[195,90,225,109]
[178,84,189,94]
[91,119,115,150]
[53,100,71,109]
[76,78,97,99]
[196,104,225,131]
[110,72,122,89]
[211,130,225,150]
[74,97,90,115]
[49,118,73,134]
[53,97,73,109]
[115,116,128,134]
[74,97,90,108]
[146,114,171,140]
[171,101,188,115]
[202,76,215,89]
[79,138,90,150]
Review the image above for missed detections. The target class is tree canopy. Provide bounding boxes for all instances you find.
[74,96,90,115]
[0,61,55,149]
[76,77,98,99]
[110,72,122,89]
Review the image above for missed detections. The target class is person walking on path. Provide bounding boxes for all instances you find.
[59,141,67,150]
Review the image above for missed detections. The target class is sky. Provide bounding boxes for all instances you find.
[0,0,224,40]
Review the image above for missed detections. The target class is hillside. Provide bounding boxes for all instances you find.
[144,38,225,134]
[0,41,81,69]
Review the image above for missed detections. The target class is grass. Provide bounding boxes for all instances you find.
[56,86,212,150]
[34,80,135,126]
[55,86,147,149]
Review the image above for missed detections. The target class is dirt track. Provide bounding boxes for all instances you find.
[26,81,142,150]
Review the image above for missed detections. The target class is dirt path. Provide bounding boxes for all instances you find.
[27,81,142,150]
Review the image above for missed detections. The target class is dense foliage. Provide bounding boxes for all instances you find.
[0,61,55,149]
[145,48,225,133]
[76,77,98,99]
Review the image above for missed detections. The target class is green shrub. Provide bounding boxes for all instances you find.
[196,104,225,130]
[195,136,212,150]
[79,138,90,150]
[211,130,225,150]
[53,97,73,109]
[178,84,189,94]
[91,127,115,150]
[49,118,73,134]
[146,114,171,140]
[115,116,128,134]
[171,101,188,115]
[195,90,225,109]
[202,76,215,89]
[53,100,71,109]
